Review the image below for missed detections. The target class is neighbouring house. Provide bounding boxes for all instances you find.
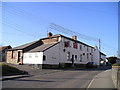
[6,32,101,68]
[100,52,106,66]
[0,45,12,62]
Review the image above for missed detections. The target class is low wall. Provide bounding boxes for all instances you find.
[111,66,120,89]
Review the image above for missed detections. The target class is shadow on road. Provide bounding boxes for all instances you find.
[49,66,112,71]
[14,79,55,82]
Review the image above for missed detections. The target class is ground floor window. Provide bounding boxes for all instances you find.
[80,54,82,62]
[75,55,77,61]
[67,52,70,60]
[91,55,93,61]
[43,55,46,61]
[87,53,89,59]
[35,53,38,58]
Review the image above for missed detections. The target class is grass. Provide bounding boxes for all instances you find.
[0,62,23,76]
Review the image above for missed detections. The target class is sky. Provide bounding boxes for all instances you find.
[1,2,118,57]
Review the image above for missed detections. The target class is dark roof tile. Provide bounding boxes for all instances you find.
[26,42,59,52]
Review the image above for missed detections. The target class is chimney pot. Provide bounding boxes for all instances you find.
[72,36,77,40]
[47,32,53,37]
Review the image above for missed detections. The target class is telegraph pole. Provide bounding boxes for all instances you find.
[99,39,101,51]
[99,39,101,66]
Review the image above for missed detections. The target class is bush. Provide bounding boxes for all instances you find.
[0,62,23,76]
[112,63,120,66]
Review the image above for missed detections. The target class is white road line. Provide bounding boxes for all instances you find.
[87,70,109,88]
[87,77,95,88]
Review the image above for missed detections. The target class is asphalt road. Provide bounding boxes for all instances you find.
[2,66,111,88]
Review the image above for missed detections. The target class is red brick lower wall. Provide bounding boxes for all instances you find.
[6,50,23,64]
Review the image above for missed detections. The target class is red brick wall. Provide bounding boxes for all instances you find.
[6,50,23,64]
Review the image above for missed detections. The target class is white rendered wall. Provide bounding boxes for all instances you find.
[23,52,43,64]
[43,43,60,65]
[56,37,100,65]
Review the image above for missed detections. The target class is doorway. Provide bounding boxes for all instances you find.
[18,51,21,63]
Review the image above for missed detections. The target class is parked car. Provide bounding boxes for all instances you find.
[86,62,98,68]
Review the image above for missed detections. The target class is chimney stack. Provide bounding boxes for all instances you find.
[72,36,77,40]
[47,32,53,37]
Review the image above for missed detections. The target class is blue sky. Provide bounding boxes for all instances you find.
[2,2,118,57]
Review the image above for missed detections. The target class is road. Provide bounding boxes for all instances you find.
[2,66,111,88]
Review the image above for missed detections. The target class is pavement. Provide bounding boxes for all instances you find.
[87,69,116,89]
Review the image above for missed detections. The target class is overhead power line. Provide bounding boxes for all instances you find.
[1,21,39,38]
[49,23,99,42]
[3,3,99,42]
[47,3,117,16]
[3,3,117,54]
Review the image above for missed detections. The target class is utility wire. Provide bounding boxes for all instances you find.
[47,3,117,16]
[49,23,99,42]
[1,21,39,38]
[101,41,117,50]
[3,3,99,42]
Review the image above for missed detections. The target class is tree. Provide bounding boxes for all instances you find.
[107,56,117,64]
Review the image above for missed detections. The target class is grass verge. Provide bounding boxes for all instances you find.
[0,62,23,76]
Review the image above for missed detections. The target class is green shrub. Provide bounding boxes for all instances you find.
[0,62,23,76]
[112,63,120,66]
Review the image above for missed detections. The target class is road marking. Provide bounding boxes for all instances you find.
[87,70,110,88]
[87,77,95,88]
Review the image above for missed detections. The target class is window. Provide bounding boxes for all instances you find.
[80,55,82,62]
[91,48,93,53]
[64,41,70,47]
[87,47,89,52]
[73,42,78,49]
[29,54,32,58]
[75,55,77,60]
[87,53,89,59]
[35,53,38,58]
[83,53,85,55]
[91,55,93,61]
[90,53,91,55]
[11,51,14,58]
[72,55,74,61]
[24,54,26,58]
[80,45,82,50]
[67,52,70,60]
[63,49,66,52]
[43,55,46,61]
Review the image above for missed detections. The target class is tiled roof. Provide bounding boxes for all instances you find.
[9,33,95,51]
[0,45,11,51]
[26,42,59,52]
[9,40,39,50]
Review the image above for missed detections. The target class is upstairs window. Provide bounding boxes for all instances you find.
[91,48,93,53]
[80,45,82,51]
[87,47,89,52]
[64,41,70,47]
[73,42,78,49]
